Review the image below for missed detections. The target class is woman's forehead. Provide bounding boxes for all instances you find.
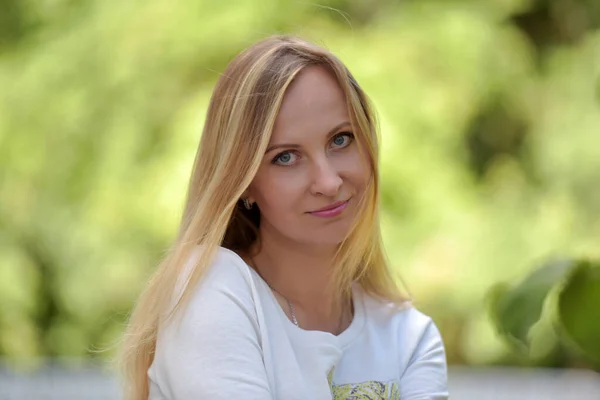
[271,65,349,144]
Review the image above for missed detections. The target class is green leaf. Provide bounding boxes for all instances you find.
[557,261,600,367]
[487,259,574,350]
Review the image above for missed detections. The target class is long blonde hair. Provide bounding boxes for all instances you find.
[119,35,407,400]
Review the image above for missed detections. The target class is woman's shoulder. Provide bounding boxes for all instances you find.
[158,246,261,338]
[179,245,254,290]
[166,245,258,320]
[151,247,268,399]
[360,293,446,371]
[360,291,441,342]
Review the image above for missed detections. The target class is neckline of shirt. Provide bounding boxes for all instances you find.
[222,246,366,348]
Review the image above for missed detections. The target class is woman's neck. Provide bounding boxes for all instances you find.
[254,237,335,304]
[247,228,352,333]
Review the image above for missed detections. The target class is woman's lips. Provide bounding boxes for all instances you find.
[309,199,350,218]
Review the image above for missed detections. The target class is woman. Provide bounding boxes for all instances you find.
[120,35,449,400]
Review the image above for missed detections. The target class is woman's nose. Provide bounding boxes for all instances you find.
[310,159,343,197]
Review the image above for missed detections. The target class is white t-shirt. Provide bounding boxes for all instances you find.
[148,247,449,399]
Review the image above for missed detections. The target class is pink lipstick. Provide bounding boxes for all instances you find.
[309,199,350,218]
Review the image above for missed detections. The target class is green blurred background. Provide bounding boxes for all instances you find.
[1,0,599,374]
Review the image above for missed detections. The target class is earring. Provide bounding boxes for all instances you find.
[242,198,253,210]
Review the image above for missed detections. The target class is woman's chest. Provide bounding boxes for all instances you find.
[263,332,402,400]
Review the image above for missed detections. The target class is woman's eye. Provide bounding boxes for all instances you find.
[272,151,297,165]
[331,132,354,148]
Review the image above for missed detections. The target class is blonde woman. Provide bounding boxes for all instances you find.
[120,35,449,400]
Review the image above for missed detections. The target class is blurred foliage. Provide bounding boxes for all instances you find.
[558,261,600,367]
[488,259,600,369]
[0,0,599,370]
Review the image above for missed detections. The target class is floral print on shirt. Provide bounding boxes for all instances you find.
[328,369,400,399]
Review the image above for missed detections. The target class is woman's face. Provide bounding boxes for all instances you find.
[247,65,371,248]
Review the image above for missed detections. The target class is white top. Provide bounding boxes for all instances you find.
[148,247,449,400]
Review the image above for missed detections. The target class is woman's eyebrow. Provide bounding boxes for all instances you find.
[265,121,351,154]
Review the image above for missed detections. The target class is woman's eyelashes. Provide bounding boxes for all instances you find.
[270,132,355,166]
[272,151,298,166]
[331,132,354,148]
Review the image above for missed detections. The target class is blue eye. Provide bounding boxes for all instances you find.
[278,153,291,163]
[332,132,354,148]
[272,151,298,165]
